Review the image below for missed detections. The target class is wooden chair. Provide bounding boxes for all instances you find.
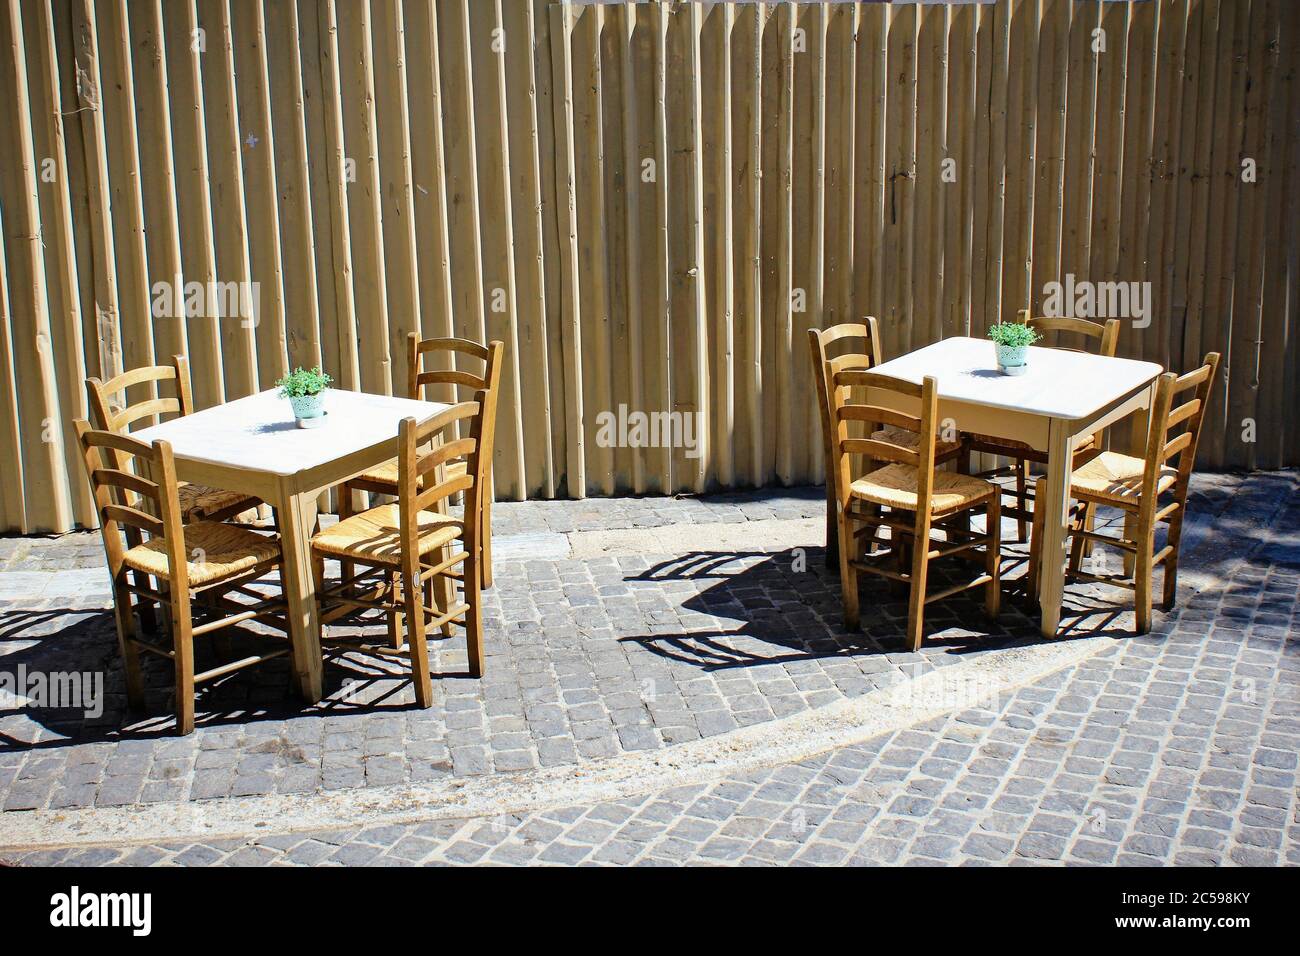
[808,319,963,570]
[86,356,261,523]
[74,421,290,735]
[311,394,497,706]
[828,368,1001,651]
[1029,352,1221,634]
[338,335,503,589]
[966,310,1121,543]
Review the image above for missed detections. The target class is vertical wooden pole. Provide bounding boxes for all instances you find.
[316,0,360,395]
[549,1,585,498]
[129,0,188,377]
[165,0,224,409]
[0,0,70,530]
[200,0,258,398]
[32,0,93,525]
[265,0,322,371]
[503,0,556,497]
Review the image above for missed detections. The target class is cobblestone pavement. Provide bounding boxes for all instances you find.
[0,472,1296,865]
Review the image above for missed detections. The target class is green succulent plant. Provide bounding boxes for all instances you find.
[986,322,1039,349]
[276,366,332,399]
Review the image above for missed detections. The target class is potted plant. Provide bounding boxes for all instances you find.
[986,322,1039,376]
[276,366,333,428]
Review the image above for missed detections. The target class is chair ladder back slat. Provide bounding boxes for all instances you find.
[1162,431,1194,463]
[101,503,166,537]
[91,467,161,503]
[416,369,489,392]
[1165,353,1221,491]
[837,404,921,434]
[841,437,919,467]
[415,436,478,479]
[86,357,193,434]
[116,397,184,430]
[412,473,475,514]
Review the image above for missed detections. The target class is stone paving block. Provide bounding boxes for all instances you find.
[1,475,1296,867]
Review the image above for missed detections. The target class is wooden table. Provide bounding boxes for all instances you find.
[133,388,449,701]
[865,336,1163,637]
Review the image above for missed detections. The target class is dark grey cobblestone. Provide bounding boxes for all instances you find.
[1,473,1296,865]
[0,483,1109,811]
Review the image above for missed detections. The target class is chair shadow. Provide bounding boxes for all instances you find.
[617,542,1138,673]
[0,599,463,751]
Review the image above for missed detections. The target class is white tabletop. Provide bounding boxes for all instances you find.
[870,337,1162,421]
[132,388,450,476]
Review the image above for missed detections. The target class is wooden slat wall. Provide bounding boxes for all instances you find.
[0,0,1296,532]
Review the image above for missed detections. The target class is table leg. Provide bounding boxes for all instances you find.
[1036,418,1074,638]
[278,484,324,702]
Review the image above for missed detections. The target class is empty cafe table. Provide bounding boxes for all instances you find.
[863,336,1163,637]
[132,388,450,701]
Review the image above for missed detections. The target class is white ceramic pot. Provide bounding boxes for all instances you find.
[289,391,326,427]
[995,343,1029,375]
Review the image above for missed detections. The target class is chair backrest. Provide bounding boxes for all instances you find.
[1017,308,1120,357]
[406,334,505,404]
[393,388,500,576]
[74,419,187,588]
[826,367,939,506]
[808,319,884,480]
[86,355,194,435]
[1142,352,1221,505]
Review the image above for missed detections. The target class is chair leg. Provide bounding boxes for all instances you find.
[337,483,356,589]
[1121,511,1138,577]
[388,571,405,650]
[905,518,930,652]
[134,571,159,635]
[111,580,146,710]
[824,481,838,570]
[958,446,974,538]
[465,550,486,678]
[1067,506,1088,575]
[171,593,196,736]
[835,506,859,630]
[480,492,493,590]
[984,497,1001,618]
[1028,478,1046,601]
[1135,523,1155,635]
[403,571,434,707]
[1015,458,1029,543]
[1080,502,1096,559]
[1162,511,1186,611]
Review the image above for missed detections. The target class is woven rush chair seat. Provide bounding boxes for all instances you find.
[176,482,260,521]
[312,503,464,565]
[1067,450,1177,504]
[850,463,995,514]
[354,455,469,489]
[872,425,963,458]
[353,457,408,488]
[121,520,282,586]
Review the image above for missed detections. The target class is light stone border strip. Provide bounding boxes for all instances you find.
[0,629,1111,852]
